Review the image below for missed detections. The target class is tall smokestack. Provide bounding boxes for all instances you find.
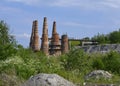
[52,21,57,34]
[33,20,40,51]
[61,35,69,54]
[29,21,35,49]
[50,21,61,55]
[41,17,49,55]
[43,17,48,34]
[51,21,60,45]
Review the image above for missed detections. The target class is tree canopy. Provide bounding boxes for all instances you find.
[91,29,120,44]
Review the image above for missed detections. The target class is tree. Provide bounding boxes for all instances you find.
[82,37,90,41]
[91,33,110,44]
[109,30,120,43]
[0,20,16,60]
[62,49,92,73]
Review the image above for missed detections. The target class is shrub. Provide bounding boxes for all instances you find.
[103,51,120,74]
[60,49,92,74]
[92,57,105,70]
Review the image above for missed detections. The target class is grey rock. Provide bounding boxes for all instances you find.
[22,73,75,86]
[85,70,112,80]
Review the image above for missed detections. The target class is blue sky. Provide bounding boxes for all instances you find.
[1,0,120,47]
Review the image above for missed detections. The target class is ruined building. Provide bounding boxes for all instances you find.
[29,17,69,55]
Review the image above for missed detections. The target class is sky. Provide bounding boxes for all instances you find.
[1,0,120,47]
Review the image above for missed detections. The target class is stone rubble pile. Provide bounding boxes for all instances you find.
[85,70,112,80]
[78,44,120,53]
[22,73,75,86]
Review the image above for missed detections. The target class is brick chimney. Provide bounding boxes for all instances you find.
[33,20,40,51]
[61,35,69,53]
[41,17,49,55]
[29,21,35,49]
[50,21,61,55]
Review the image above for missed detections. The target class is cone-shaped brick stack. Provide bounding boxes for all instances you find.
[51,21,60,45]
[61,35,69,53]
[41,17,49,55]
[50,21,61,55]
[29,21,35,49]
[33,20,40,51]
[29,20,40,51]
[52,21,57,34]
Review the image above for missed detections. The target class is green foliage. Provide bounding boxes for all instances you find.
[109,30,120,43]
[92,29,120,44]
[69,40,80,47]
[92,51,120,74]
[0,48,120,85]
[92,58,105,70]
[60,49,93,76]
[83,37,90,41]
[103,51,120,74]
[0,20,16,60]
[91,33,110,44]
[0,20,15,45]
[0,44,17,60]
[0,20,10,44]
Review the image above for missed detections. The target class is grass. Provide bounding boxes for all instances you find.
[69,40,80,47]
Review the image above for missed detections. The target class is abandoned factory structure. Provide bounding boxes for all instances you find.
[29,17,69,55]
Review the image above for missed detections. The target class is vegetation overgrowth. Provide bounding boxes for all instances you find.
[91,29,120,44]
[0,20,120,85]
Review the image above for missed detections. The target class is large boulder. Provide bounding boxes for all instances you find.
[85,70,112,80]
[22,73,76,86]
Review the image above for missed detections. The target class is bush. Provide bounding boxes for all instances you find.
[60,49,92,74]
[92,51,120,74]
[109,30,120,43]
[103,51,120,74]
[92,58,105,70]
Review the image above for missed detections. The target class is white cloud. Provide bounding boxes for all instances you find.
[60,22,101,29]
[61,22,82,27]
[6,0,40,5]
[0,5,21,13]
[13,33,30,39]
[99,0,120,9]
[49,0,80,7]
[5,0,120,10]
[13,33,42,39]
